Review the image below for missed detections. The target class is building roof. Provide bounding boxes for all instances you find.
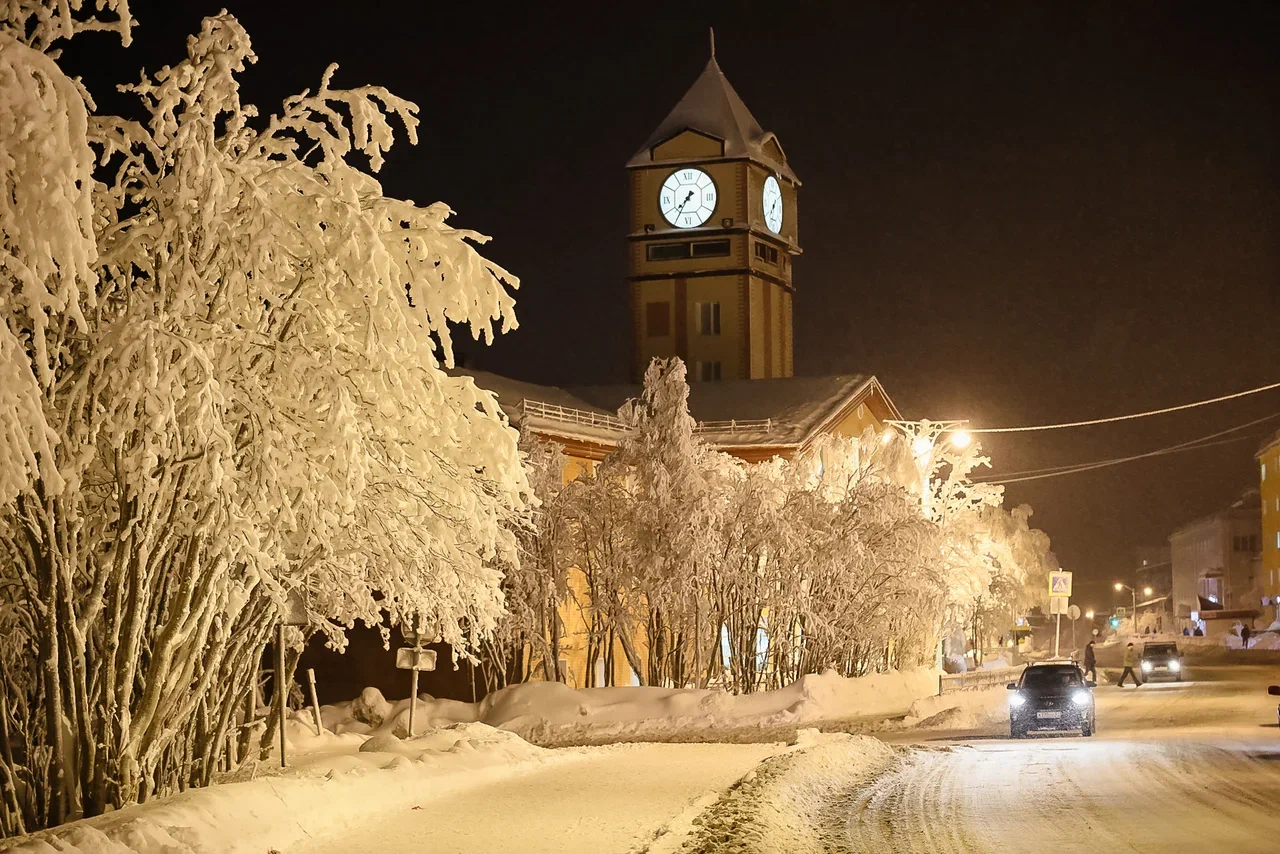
[1168,488,1262,539]
[454,369,899,456]
[627,57,798,183]
[1258,428,1280,457]
[571,374,890,448]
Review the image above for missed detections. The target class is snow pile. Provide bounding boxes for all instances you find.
[898,688,1010,730]
[312,668,940,747]
[1,723,559,854]
[674,733,896,854]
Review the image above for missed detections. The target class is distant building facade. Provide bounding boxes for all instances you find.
[1259,431,1280,625]
[1170,490,1263,632]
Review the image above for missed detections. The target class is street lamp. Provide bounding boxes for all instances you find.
[1085,610,1095,620]
[1115,582,1138,632]
[1143,586,1153,597]
[886,418,971,521]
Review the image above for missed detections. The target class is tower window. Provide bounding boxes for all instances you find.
[696,302,721,335]
[691,239,730,258]
[647,239,730,261]
[754,242,779,265]
[645,301,671,337]
[647,243,690,261]
[694,360,722,382]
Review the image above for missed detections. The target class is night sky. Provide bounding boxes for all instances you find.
[63,1,1279,610]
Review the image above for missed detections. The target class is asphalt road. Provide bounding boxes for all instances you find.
[841,661,1280,853]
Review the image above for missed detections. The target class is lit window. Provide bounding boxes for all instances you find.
[696,301,721,335]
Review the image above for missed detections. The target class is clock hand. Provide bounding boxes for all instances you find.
[675,189,695,216]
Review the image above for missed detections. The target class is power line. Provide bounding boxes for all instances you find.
[974,411,1280,485]
[966,380,1280,434]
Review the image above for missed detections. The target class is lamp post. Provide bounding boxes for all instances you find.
[1115,583,1153,633]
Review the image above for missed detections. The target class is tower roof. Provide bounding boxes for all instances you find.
[628,57,798,183]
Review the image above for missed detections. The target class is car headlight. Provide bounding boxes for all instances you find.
[1009,693,1027,707]
[1169,660,1180,672]
[1071,690,1092,706]
[1141,661,1152,672]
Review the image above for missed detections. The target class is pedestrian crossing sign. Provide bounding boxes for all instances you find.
[1049,571,1072,597]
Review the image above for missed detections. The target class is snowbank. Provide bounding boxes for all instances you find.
[0,724,566,854]
[312,668,940,746]
[898,688,1009,730]
[672,732,897,854]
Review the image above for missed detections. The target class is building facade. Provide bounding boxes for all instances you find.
[1259,431,1280,625]
[627,51,799,382]
[1170,490,1263,632]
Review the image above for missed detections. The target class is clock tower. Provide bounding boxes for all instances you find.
[627,40,800,382]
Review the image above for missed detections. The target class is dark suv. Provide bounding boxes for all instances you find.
[1008,662,1096,738]
[1140,642,1183,682]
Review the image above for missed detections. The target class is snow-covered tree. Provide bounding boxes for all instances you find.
[0,6,525,830]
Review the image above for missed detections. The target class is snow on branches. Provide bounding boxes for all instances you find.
[1,5,524,831]
[510,359,1054,693]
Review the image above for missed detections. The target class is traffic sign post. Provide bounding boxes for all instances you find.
[1068,604,1081,650]
[396,646,438,738]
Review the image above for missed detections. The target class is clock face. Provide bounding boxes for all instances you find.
[762,176,783,234]
[660,168,716,228]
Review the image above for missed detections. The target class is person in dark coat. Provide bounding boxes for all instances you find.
[1242,625,1252,648]
[1083,640,1097,682]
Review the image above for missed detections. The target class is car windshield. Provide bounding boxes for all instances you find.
[1144,644,1177,655]
[1021,666,1082,691]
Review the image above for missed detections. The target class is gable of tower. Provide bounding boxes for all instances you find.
[651,128,726,161]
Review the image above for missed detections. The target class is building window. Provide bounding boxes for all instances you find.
[691,239,730,258]
[646,239,730,261]
[694,360,722,382]
[646,301,670,337]
[647,242,689,261]
[754,241,779,265]
[696,301,721,335]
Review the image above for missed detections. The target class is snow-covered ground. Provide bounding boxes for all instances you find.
[0,668,941,854]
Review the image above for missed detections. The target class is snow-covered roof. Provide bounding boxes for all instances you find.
[627,58,798,183]
[570,375,884,447]
[454,369,898,454]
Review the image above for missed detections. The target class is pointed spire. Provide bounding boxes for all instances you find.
[709,27,716,61]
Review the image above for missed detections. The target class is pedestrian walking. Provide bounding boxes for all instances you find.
[1083,640,1097,683]
[1117,642,1142,687]
[1242,625,1252,648]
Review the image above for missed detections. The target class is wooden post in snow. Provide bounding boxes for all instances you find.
[276,622,287,768]
[306,668,323,737]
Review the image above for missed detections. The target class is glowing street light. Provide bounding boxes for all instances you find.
[949,429,972,449]
[1143,586,1153,597]
[1085,610,1095,620]
[1115,582,1139,630]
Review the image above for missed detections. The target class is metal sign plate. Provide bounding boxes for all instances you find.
[396,647,438,671]
[1049,571,1073,597]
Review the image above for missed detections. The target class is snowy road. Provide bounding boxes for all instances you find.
[843,664,1280,853]
[297,741,787,854]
